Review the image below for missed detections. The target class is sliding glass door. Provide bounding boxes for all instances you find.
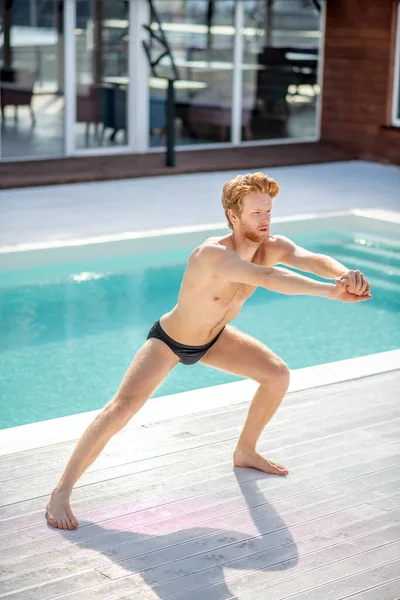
[75,0,130,149]
[0,0,325,161]
[0,0,65,159]
[241,0,322,142]
[148,0,236,148]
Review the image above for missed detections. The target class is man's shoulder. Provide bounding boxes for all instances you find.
[199,239,233,255]
[189,237,235,269]
[269,234,296,254]
[262,235,295,265]
[270,234,293,246]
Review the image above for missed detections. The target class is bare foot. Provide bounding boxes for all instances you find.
[233,447,288,476]
[46,489,79,530]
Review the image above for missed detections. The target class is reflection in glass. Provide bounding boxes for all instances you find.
[242,0,321,141]
[75,0,129,149]
[150,0,236,147]
[0,0,65,159]
[396,29,400,121]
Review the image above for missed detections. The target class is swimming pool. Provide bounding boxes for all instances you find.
[1,211,399,429]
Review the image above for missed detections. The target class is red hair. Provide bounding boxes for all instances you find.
[221,172,279,229]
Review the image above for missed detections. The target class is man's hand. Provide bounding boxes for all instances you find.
[340,270,371,296]
[332,277,372,303]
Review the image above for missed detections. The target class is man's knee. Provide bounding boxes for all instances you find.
[108,390,149,424]
[259,358,290,389]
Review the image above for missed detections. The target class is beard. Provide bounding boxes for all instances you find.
[239,221,269,244]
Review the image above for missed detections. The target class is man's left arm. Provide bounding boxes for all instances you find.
[275,235,371,296]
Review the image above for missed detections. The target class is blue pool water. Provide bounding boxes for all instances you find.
[1,229,400,429]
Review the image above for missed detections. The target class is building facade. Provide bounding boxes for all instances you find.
[0,0,399,170]
[321,0,400,165]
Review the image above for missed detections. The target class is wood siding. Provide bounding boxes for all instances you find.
[321,0,400,164]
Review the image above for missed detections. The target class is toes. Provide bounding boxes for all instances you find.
[270,464,283,475]
[273,461,285,469]
[45,511,58,528]
[270,460,288,474]
[270,459,285,469]
[67,511,79,529]
[268,462,287,475]
[276,465,289,475]
[45,505,78,530]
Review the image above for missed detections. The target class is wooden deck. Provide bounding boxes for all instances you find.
[0,370,399,600]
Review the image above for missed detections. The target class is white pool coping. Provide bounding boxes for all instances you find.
[0,349,399,457]
[0,208,399,457]
[1,208,400,271]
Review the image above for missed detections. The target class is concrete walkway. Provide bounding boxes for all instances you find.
[1,160,399,247]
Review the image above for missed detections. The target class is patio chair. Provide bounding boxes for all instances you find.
[0,68,36,124]
[76,84,103,139]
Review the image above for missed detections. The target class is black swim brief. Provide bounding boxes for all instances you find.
[147,320,224,365]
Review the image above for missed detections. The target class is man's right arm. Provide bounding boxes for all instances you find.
[198,244,335,298]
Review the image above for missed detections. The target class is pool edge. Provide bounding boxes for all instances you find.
[1,348,399,457]
[2,208,400,271]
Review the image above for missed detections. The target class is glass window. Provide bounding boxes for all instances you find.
[75,0,129,149]
[392,3,400,125]
[0,0,65,159]
[149,0,236,148]
[242,0,322,141]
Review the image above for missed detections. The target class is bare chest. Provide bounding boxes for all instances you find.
[212,281,256,306]
[210,248,278,308]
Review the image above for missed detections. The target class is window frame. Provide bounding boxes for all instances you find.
[0,0,326,161]
[391,3,400,126]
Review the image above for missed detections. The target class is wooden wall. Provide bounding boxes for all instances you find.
[321,0,400,164]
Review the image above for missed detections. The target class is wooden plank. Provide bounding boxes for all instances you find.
[2,387,397,499]
[1,391,399,526]
[2,478,399,580]
[125,529,400,600]
[94,505,400,581]
[0,372,398,599]
[232,558,400,600]
[329,575,400,600]
[2,506,399,599]
[1,400,399,518]
[1,417,399,539]
[206,556,400,600]
[1,372,398,483]
[1,371,396,472]
[1,448,399,565]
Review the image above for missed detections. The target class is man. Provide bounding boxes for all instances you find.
[46,172,371,530]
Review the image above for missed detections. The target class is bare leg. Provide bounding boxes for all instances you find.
[46,339,178,529]
[233,375,289,474]
[201,326,290,476]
